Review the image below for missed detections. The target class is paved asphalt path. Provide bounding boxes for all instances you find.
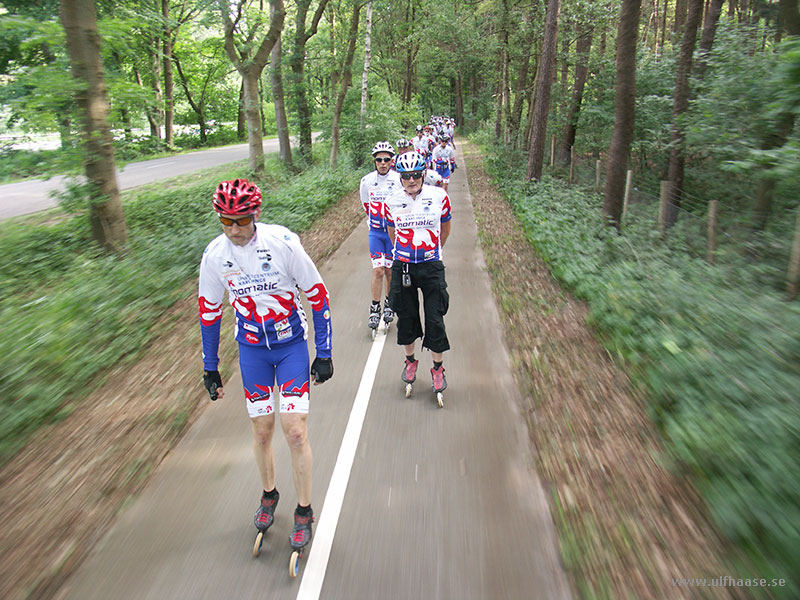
[0,135,314,220]
[56,147,571,600]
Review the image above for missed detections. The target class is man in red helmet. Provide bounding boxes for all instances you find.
[197,179,333,555]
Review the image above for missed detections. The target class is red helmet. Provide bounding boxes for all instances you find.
[212,179,262,215]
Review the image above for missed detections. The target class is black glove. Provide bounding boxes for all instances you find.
[203,370,223,400]
[310,357,333,384]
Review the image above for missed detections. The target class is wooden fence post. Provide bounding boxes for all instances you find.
[622,169,633,222]
[595,160,601,192]
[569,147,575,183]
[550,135,556,167]
[659,181,670,238]
[707,199,718,264]
[787,205,800,300]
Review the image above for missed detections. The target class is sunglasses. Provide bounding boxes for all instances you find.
[374,157,392,163]
[400,172,425,180]
[218,214,255,226]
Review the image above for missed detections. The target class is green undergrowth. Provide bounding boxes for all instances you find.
[0,154,360,463]
[478,146,800,597]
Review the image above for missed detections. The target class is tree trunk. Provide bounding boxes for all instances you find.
[603,0,642,230]
[674,0,689,38]
[525,0,561,181]
[221,0,286,175]
[149,39,163,139]
[330,2,360,168]
[173,53,207,144]
[162,0,174,147]
[664,0,704,228]
[455,73,464,126]
[237,82,246,140]
[289,0,331,163]
[360,0,372,127]
[59,0,127,251]
[509,40,533,150]
[557,29,592,164]
[696,0,724,78]
[270,29,294,169]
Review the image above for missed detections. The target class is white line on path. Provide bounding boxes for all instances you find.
[296,328,388,600]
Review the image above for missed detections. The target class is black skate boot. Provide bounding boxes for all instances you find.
[254,489,279,531]
[290,506,314,550]
[368,303,380,329]
[382,300,394,325]
[253,489,279,557]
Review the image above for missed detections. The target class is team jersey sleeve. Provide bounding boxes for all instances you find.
[198,245,226,371]
[359,176,370,215]
[384,198,395,228]
[441,193,452,223]
[284,231,333,358]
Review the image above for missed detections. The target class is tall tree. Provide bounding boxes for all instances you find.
[526,0,561,181]
[269,16,293,169]
[329,1,361,168]
[603,0,642,229]
[59,0,128,251]
[696,0,725,78]
[289,0,331,163]
[664,0,705,228]
[360,0,373,127]
[220,0,285,175]
[557,27,592,164]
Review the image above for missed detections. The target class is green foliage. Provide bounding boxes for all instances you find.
[480,145,800,598]
[0,156,360,463]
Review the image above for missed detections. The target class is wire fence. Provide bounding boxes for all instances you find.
[541,143,800,299]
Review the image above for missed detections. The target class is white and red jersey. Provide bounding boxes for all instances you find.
[359,169,401,231]
[412,134,430,155]
[385,184,452,264]
[198,223,332,371]
[432,144,454,167]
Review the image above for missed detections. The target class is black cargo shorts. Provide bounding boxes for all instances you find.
[388,259,450,353]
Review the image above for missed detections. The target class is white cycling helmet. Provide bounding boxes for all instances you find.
[371,141,395,157]
[394,151,426,173]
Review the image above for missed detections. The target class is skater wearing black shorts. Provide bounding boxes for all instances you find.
[385,151,452,394]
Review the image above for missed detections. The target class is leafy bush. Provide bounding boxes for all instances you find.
[480,147,800,598]
[0,157,360,462]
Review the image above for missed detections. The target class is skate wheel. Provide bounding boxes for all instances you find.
[371,328,377,341]
[253,530,264,558]
[436,392,444,408]
[289,550,301,578]
[405,383,412,398]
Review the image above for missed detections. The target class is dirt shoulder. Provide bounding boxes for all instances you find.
[462,141,744,600]
[0,192,364,600]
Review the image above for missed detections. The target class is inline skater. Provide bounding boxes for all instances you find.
[385,152,452,400]
[401,136,443,187]
[359,141,401,333]
[431,134,455,191]
[412,126,430,167]
[393,139,413,168]
[198,179,333,557]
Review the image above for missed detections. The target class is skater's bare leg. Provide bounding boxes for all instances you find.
[404,342,415,357]
[251,414,276,492]
[432,351,443,363]
[371,268,383,303]
[280,412,312,506]
[382,267,391,298]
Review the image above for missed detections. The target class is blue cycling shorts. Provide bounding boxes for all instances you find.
[238,337,310,417]
[368,229,393,268]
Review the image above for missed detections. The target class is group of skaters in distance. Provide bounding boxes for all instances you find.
[196,116,455,574]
